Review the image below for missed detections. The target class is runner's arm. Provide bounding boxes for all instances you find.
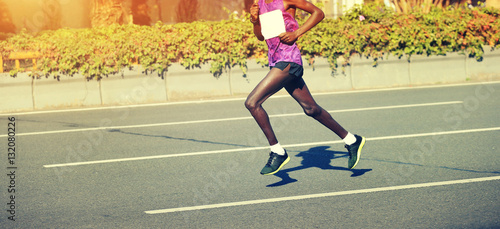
[250,1,265,41]
[279,0,324,44]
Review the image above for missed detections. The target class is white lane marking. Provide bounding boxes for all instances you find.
[43,146,269,168]
[0,116,252,138]
[0,98,247,116]
[1,101,462,138]
[145,176,500,214]
[1,81,498,116]
[43,126,500,168]
[271,101,462,118]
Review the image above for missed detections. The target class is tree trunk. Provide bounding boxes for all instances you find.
[155,0,162,22]
[131,0,151,25]
[0,0,16,34]
[91,0,129,27]
[176,0,198,23]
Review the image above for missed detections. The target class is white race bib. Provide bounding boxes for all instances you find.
[259,10,286,40]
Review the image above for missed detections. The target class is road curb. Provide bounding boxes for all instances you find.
[1,49,499,113]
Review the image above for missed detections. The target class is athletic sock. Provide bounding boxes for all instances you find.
[343,132,357,145]
[270,143,286,155]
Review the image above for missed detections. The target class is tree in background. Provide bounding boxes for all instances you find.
[131,0,151,25]
[197,0,244,21]
[155,0,162,22]
[91,0,130,27]
[20,0,62,33]
[176,0,198,23]
[41,0,62,30]
[0,0,16,38]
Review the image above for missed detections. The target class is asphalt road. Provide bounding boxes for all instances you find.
[1,82,499,228]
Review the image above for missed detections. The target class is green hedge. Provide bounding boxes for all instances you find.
[305,4,500,71]
[0,4,499,80]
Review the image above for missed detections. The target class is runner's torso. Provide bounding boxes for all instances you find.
[258,0,302,67]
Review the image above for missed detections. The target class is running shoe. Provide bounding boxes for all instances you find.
[260,151,290,175]
[345,135,366,169]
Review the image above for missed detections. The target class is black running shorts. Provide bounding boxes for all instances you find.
[271,61,304,78]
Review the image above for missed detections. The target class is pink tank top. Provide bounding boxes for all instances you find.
[258,0,302,67]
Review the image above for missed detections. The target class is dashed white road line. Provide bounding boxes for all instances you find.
[43,126,500,168]
[1,101,462,138]
[145,176,500,214]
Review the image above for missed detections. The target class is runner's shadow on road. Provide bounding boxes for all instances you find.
[267,146,372,187]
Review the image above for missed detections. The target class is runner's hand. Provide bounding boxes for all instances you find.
[279,31,298,45]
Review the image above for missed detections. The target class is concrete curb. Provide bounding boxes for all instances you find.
[1,48,499,113]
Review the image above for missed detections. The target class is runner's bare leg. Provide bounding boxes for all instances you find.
[284,77,348,139]
[245,65,295,145]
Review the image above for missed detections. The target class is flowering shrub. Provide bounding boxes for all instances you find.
[0,5,498,79]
